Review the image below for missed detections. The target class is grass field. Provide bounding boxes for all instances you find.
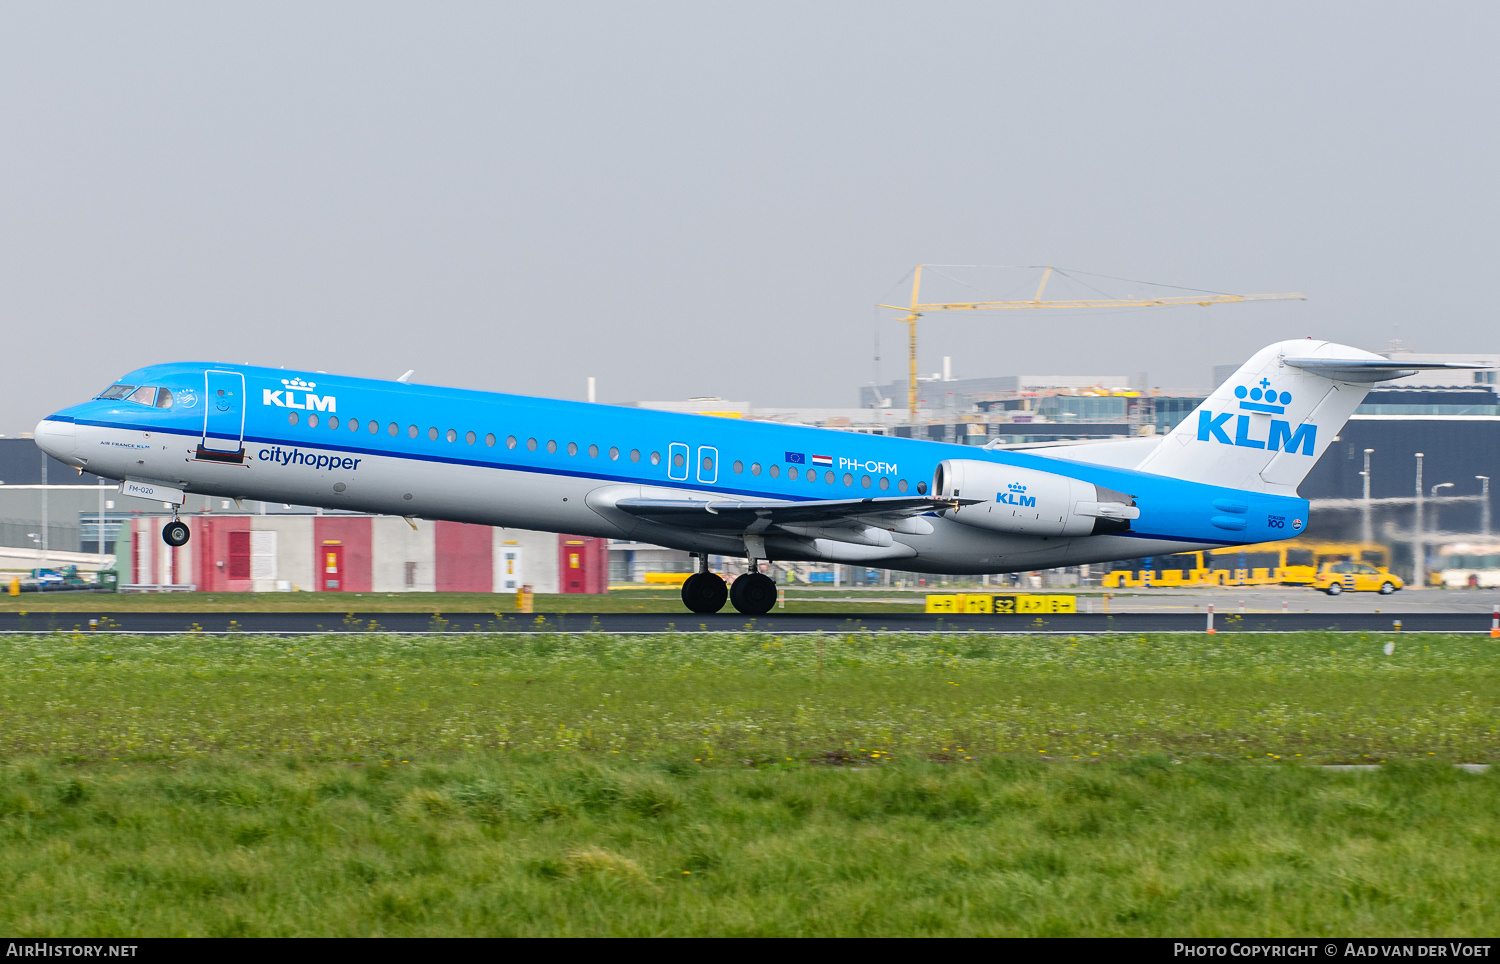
[2,630,1497,935]
[0,588,927,613]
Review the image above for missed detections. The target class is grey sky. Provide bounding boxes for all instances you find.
[3,2,1496,432]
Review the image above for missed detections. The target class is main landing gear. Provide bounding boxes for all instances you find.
[681,566,728,614]
[729,570,777,616]
[162,514,191,548]
[680,554,778,616]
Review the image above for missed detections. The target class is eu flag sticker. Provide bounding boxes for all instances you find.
[785,452,805,464]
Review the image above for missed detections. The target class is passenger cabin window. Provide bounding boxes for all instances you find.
[97,384,136,400]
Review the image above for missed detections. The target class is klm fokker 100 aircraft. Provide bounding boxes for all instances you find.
[33,340,1467,615]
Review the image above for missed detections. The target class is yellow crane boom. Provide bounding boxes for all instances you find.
[878,265,1305,422]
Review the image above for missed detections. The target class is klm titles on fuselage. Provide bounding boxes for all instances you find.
[262,377,336,413]
[1197,381,1315,455]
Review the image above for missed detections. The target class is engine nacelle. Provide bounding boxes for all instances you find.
[933,460,1140,537]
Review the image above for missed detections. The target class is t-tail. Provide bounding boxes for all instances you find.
[1135,339,1477,495]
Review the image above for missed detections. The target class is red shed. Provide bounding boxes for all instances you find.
[557,535,609,594]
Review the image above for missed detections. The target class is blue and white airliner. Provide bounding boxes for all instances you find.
[32,340,1466,614]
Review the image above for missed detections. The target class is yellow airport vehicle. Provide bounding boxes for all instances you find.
[1102,540,1391,589]
[1312,562,1402,596]
[643,572,693,585]
[926,593,1077,614]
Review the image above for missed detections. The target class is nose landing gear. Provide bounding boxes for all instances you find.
[162,516,190,548]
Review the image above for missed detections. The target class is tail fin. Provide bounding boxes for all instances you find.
[1135,339,1476,494]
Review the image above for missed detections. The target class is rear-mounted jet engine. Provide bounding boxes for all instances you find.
[932,460,1140,537]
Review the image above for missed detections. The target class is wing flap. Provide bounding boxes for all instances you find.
[613,495,974,532]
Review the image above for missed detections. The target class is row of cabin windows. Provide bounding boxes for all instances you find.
[282,410,926,493]
[285,411,664,465]
[725,458,917,492]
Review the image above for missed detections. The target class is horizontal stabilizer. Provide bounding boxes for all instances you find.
[1283,357,1483,382]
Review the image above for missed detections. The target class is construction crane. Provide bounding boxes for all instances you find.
[878,265,1306,423]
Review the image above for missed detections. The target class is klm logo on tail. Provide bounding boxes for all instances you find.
[1197,379,1315,454]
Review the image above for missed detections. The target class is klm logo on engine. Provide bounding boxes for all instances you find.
[1197,379,1315,454]
[997,482,1036,507]
[263,377,336,413]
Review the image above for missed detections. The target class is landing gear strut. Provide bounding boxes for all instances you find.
[162,513,190,548]
[681,555,727,614]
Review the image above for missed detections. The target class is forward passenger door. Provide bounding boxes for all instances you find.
[202,370,247,458]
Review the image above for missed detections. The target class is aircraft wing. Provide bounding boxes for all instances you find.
[613,495,977,533]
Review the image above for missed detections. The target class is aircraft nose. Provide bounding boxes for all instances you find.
[34,417,77,459]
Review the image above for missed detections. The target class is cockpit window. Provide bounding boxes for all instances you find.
[127,386,158,407]
[155,388,174,408]
[97,384,136,400]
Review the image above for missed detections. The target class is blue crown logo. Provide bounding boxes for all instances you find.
[1007,482,1027,493]
[1233,378,1291,414]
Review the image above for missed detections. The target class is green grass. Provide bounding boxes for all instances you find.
[1,630,1497,935]
[5,755,1499,936]
[0,588,923,613]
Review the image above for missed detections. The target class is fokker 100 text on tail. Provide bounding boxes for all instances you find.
[33,340,1471,615]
